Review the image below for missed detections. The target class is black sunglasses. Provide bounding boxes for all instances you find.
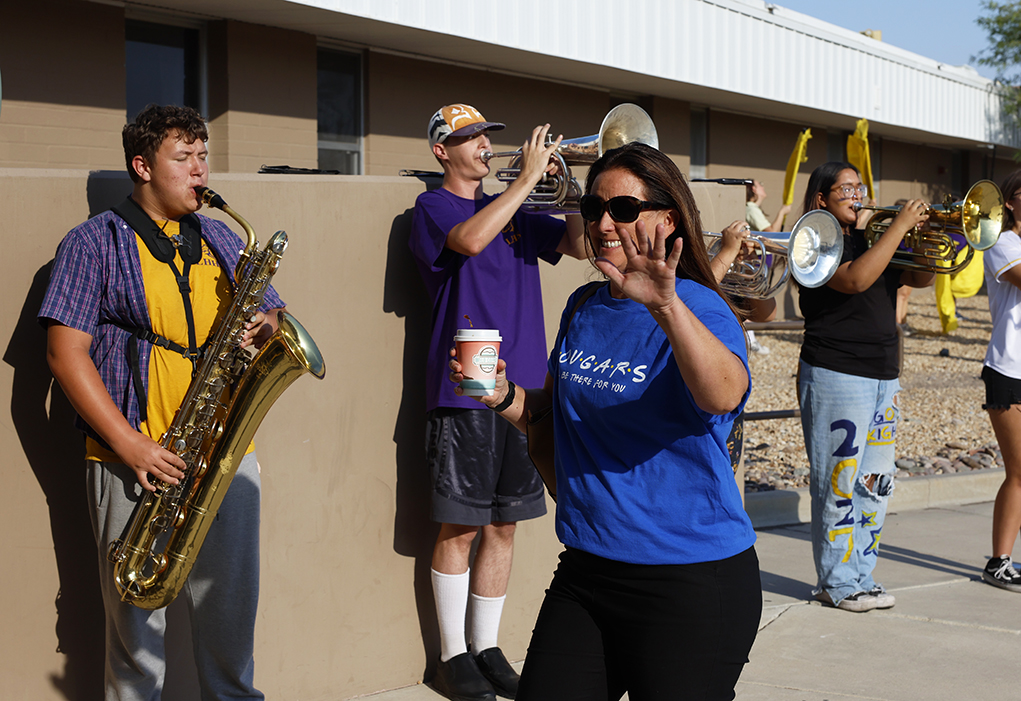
[578,195,672,223]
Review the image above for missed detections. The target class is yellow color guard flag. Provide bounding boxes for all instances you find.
[847,118,874,200]
[783,128,812,208]
[935,249,985,334]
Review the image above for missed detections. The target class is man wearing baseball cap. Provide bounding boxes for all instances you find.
[410,104,585,701]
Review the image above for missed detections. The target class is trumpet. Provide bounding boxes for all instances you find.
[481,103,659,214]
[704,210,844,299]
[852,180,1003,274]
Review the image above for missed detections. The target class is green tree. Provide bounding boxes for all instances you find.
[976,1,1021,122]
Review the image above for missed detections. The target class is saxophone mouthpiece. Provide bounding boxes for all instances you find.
[196,186,227,210]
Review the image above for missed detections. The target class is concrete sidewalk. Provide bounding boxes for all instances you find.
[364,477,1016,701]
[739,499,1017,700]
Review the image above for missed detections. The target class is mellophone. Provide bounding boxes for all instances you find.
[480,103,659,214]
[853,179,1004,274]
[704,210,845,299]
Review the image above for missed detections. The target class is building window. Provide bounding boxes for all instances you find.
[125,20,200,121]
[690,108,707,179]
[318,48,362,174]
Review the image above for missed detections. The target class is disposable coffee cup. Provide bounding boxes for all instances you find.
[454,329,502,396]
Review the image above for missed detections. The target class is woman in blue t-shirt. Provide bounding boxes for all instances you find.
[796,162,933,614]
[451,142,761,700]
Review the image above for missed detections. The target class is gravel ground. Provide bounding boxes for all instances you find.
[741,286,1004,493]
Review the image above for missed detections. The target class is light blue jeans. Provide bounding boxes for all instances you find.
[88,453,264,701]
[798,361,899,605]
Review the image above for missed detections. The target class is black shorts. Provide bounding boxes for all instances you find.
[982,365,1021,410]
[425,407,547,526]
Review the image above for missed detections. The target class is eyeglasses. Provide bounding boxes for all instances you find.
[831,184,868,198]
[579,195,672,223]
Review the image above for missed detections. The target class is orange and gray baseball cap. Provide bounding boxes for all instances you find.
[428,104,505,148]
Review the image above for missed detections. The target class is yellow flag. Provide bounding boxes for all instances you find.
[782,128,812,208]
[935,248,985,334]
[846,119,874,200]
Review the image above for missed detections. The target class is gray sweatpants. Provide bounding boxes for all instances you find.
[88,453,264,701]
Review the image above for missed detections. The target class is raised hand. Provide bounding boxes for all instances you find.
[594,219,683,314]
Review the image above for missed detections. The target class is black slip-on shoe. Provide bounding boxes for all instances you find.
[473,647,519,699]
[432,652,496,701]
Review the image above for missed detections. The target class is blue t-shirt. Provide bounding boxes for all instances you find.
[549,280,756,565]
[410,187,565,411]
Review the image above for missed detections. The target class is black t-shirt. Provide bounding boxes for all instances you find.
[798,228,902,380]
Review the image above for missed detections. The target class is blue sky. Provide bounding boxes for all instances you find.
[773,0,999,80]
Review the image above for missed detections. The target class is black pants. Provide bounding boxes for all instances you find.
[517,546,762,701]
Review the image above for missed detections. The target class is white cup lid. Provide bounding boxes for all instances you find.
[454,328,502,341]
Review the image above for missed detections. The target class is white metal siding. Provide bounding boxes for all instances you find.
[298,0,1015,146]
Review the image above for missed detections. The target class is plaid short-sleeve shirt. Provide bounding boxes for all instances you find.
[39,208,286,441]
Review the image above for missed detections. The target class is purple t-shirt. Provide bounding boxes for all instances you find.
[410,187,566,411]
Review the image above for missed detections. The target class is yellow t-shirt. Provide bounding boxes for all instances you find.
[86,221,252,461]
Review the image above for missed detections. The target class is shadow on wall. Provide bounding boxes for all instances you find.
[383,198,444,679]
[4,261,105,701]
[87,170,133,216]
[0,172,205,701]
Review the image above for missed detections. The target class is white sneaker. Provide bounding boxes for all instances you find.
[867,586,896,609]
[815,589,878,613]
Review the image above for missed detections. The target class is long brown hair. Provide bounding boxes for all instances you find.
[584,142,738,316]
[1000,169,1021,233]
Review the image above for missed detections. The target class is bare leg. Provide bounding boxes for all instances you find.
[896,285,912,325]
[989,406,1021,557]
[471,522,516,597]
[433,522,481,574]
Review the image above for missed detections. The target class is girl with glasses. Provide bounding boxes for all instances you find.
[796,162,934,612]
[451,142,761,700]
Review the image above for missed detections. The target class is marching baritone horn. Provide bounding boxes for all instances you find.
[852,180,1004,274]
[704,210,845,299]
[481,103,659,214]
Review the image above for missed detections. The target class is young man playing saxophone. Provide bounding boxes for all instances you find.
[410,104,586,701]
[40,104,284,700]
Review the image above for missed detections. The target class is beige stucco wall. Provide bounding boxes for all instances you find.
[0,170,742,700]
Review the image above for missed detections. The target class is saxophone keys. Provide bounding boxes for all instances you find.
[193,455,210,478]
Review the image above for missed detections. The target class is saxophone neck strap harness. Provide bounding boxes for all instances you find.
[108,197,210,422]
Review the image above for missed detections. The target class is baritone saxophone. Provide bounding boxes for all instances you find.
[108,186,326,609]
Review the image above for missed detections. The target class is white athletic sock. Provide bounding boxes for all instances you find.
[432,568,470,662]
[470,592,506,654]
